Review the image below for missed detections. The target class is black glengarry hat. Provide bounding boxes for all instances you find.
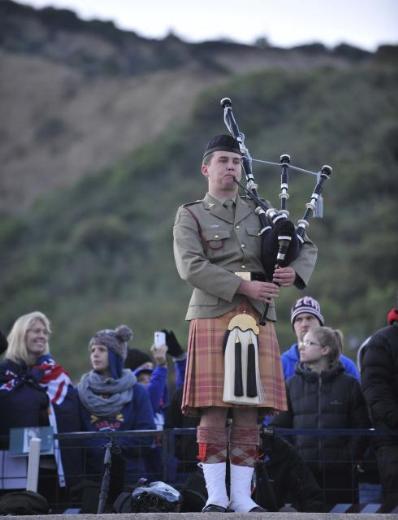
[203,134,242,160]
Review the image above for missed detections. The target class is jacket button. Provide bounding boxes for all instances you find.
[235,225,240,229]
[241,244,246,248]
[214,235,219,239]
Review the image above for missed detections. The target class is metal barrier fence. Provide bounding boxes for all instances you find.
[0,427,395,513]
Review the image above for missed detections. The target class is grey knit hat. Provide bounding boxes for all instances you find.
[290,296,324,326]
[89,325,133,361]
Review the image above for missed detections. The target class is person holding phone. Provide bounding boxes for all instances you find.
[173,134,317,512]
[126,330,187,418]
[130,331,186,480]
[134,334,169,427]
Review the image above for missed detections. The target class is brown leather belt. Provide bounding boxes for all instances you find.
[235,272,267,282]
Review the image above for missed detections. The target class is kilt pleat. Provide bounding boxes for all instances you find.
[182,301,287,416]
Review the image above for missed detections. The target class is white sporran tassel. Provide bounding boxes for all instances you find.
[223,314,264,405]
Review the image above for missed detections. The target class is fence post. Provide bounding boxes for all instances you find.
[26,437,41,492]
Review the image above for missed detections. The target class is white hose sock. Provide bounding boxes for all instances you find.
[229,463,259,512]
[201,462,229,509]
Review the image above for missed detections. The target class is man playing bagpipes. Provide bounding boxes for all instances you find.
[173,134,317,512]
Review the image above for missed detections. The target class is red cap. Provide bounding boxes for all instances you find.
[387,307,398,325]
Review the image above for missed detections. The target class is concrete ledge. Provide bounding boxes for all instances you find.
[3,513,396,519]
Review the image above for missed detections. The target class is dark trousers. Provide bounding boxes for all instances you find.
[376,445,398,513]
[312,464,358,510]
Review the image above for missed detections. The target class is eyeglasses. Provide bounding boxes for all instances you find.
[302,339,321,347]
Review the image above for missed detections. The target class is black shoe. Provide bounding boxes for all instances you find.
[249,506,267,512]
[202,504,228,512]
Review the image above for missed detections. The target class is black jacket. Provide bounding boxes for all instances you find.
[0,358,83,486]
[165,387,199,470]
[256,430,325,512]
[0,359,49,440]
[360,324,398,446]
[271,361,370,473]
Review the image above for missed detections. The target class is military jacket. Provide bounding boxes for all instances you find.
[173,192,317,321]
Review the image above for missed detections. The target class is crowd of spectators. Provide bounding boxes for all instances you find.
[0,298,397,513]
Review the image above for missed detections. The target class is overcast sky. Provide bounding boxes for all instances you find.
[20,0,398,51]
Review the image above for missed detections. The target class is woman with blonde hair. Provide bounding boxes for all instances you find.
[0,311,81,503]
[272,325,370,510]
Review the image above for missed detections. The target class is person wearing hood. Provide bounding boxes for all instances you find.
[77,325,155,508]
[271,325,370,510]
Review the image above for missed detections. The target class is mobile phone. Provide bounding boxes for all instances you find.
[154,331,166,348]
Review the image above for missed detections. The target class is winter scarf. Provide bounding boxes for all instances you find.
[0,354,72,405]
[77,369,136,417]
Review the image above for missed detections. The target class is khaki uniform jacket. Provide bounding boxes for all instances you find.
[173,193,317,321]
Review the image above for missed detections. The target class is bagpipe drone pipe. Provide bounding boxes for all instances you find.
[220,97,332,325]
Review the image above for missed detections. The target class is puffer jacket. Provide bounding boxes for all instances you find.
[360,324,398,446]
[271,361,370,474]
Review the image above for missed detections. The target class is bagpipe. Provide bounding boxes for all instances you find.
[220,97,332,325]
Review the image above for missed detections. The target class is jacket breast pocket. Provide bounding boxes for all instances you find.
[202,229,231,251]
[245,226,261,254]
[246,226,261,238]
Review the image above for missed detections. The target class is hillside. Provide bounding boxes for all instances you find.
[0,0,376,212]
[0,1,397,379]
[1,64,397,377]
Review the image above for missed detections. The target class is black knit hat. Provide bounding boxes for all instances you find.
[125,347,152,371]
[203,134,241,160]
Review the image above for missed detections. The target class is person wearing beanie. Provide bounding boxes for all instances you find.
[77,325,155,509]
[125,347,153,372]
[281,296,359,381]
[127,331,187,482]
[387,307,398,326]
[356,306,398,373]
[173,134,317,512]
[125,330,187,426]
[360,315,398,513]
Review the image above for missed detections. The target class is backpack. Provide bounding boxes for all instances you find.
[0,490,49,515]
[113,480,181,513]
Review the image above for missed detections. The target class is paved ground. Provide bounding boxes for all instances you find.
[3,513,397,519]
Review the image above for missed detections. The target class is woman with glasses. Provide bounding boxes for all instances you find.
[271,326,370,510]
[0,311,82,505]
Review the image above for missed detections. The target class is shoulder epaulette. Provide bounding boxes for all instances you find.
[182,200,203,208]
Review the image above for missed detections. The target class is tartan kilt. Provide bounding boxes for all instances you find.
[182,301,287,416]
